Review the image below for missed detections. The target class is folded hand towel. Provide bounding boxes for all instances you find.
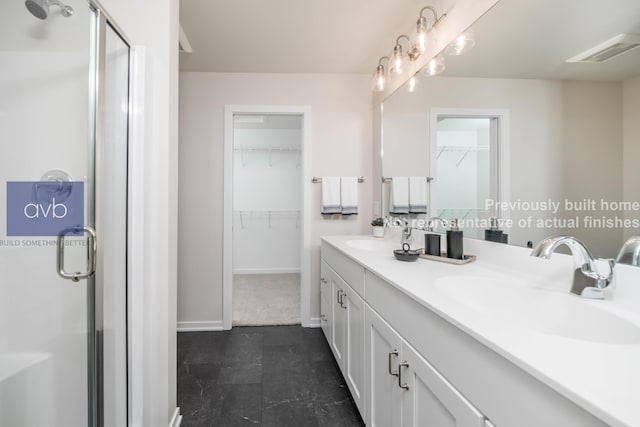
[321,177,342,214]
[390,177,409,214]
[409,176,428,214]
[341,177,358,215]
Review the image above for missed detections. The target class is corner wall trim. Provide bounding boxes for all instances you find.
[232,268,301,275]
[308,317,321,328]
[177,321,224,332]
[169,408,182,427]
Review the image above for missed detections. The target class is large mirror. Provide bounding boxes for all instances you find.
[381,0,640,257]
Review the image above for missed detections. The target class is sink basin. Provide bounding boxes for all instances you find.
[345,239,386,251]
[435,276,640,345]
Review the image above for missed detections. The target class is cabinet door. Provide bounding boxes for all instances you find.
[401,342,485,427]
[343,282,365,414]
[365,306,403,427]
[320,261,333,344]
[330,271,347,370]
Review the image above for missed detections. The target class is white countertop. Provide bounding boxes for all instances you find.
[322,233,640,427]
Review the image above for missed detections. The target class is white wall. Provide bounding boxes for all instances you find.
[96,0,180,425]
[562,81,623,258]
[178,72,372,326]
[623,76,640,240]
[382,112,429,177]
[233,126,302,273]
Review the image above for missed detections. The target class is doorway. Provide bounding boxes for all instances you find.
[223,106,312,329]
[429,109,510,238]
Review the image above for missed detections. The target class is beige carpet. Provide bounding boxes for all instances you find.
[232,273,300,326]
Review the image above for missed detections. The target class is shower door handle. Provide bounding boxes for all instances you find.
[57,226,97,282]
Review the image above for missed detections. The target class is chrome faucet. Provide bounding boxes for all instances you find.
[616,235,640,267]
[531,235,615,299]
[401,218,413,246]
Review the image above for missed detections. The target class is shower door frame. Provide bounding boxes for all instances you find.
[89,3,135,426]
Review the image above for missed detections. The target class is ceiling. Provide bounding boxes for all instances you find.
[442,0,640,81]
[181,0,640,79]
[178,0,429,73]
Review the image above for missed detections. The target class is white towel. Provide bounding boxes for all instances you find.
[321,177,342,214]
[341,177,358,215]
[409,176,428,214]
[389,177,409,214]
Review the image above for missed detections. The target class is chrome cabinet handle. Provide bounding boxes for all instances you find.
[57,226,97,282]
[398,361,409,390]
[337,289,347,309]
[388,349,399,377]
[339,291,347,309]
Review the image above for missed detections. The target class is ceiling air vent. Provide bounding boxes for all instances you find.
[566,33,640,63]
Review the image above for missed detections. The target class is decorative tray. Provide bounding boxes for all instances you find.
[419,250,476,265]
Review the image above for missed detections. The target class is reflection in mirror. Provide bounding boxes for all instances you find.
[433,115,498,240]
[616,236,640,266]
[381,0,640,257]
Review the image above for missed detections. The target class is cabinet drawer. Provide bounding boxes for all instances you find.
[321,241,365,297]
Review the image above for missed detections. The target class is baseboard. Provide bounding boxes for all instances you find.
[233,268,301,275]
[308,317,321,328]
[169,407,182,427]
[177,321,224,332]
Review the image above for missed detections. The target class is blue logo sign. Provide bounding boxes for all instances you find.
[6,181,84,236]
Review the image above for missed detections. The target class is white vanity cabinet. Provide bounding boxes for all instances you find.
[366,306,484,427]
[321,237,613,427]
[319,256,365,415]
[365,305,403,427]
[319,260,333,344]
[400,337,485,427]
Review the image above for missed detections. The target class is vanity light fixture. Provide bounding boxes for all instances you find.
[390,35,411,75]
[371,4,447,92]
[415,6,447,53]
[445,29,475,56]
[373,56,389,92]
[422,53,446,76]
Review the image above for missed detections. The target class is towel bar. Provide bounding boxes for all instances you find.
[312,176,365,183]
[382,176,433,183]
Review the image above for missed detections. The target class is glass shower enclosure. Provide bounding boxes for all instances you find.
[0,1,129,425]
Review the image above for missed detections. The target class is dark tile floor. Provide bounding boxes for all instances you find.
[178,325,365,427]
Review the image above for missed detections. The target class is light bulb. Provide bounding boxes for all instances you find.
[407,75,418,92]
[372,65,386,92]
[422,54,445,76]
[416,17,428,53]
[391,45,404,75]
[445,30,475,56]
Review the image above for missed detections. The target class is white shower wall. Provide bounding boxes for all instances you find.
[233,125,302,273]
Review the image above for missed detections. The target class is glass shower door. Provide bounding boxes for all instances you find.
[0,1,97,425]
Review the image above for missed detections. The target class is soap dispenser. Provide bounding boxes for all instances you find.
[446,219,464,260]
[424,218,441,256]
[484,217,508,244]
